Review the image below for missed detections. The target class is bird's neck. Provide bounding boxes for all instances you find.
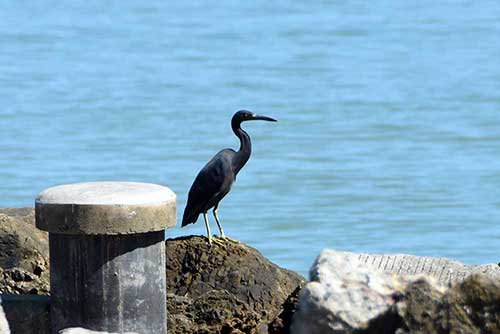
[232,120,251,175]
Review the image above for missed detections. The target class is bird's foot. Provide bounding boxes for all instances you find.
[211,236,225,246]
[221,236,239,243]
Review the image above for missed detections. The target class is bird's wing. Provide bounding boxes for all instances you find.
[182,149,234,226]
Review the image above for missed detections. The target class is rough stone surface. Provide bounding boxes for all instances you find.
[352,251,500,284]
[166,236,306,334]
[0,208,49,295]
[268,286,302,334]
[0,267,49,295]
[292,249,500,334]
[35,182,176,235]
[395,274,500,334]
[292,249,408,334]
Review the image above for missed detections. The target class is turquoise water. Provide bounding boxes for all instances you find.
[1,2,500,275]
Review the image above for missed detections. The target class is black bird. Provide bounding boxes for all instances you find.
[182,110,277,244]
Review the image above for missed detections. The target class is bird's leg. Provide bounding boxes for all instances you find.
[213,206,239,243]
[203,213,212,245]
[213,206,225,238]
[203,212,223,246]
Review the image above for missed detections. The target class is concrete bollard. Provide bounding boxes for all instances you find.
[35,182,176,334]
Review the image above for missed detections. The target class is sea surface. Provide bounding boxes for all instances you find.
[1,2,500,276]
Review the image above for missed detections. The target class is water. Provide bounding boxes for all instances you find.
[1,2,500,276]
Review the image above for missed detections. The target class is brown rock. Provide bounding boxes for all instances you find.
[396,278,448,334]
[268,286,303,334]
[166,236,306,334]
[0,267,50,295]
[0,208,48,269]
[398,274,500,334]
[448,275,500,333]
[0,208,50,295]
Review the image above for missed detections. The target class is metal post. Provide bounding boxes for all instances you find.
[35,182,176,334]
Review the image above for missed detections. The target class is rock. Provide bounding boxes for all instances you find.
[0,208,48,269]
[447,274,500,333]
[166,236,306,334]
[268,286,302,334]
[353,251,500,284]
[397,274,500,334]
[292,249,500,334]
[291,249,406,334]
[0,267,49,295]
[0,208,50,294]
[0,208,50,295]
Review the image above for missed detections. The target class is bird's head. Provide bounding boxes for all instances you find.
[232,110,277,124]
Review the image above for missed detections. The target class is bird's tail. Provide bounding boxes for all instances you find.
[181,210,199,227]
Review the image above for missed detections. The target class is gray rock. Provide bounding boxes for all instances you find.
[351,251,500,284]
[291,249,409,334]
[292,249,500,334]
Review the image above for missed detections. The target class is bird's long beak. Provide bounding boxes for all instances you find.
[252,114,277,122]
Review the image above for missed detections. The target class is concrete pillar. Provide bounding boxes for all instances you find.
[35,182,176,334]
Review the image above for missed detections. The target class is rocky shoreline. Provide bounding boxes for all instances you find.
[1,208,500,333]
[0,208,305,334]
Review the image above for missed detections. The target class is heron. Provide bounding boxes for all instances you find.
[181,110,277,245]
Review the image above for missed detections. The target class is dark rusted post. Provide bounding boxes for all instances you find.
[35,182,176,334]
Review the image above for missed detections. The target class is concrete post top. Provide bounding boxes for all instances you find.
[37,182,175,205]
[35,182,177,235]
